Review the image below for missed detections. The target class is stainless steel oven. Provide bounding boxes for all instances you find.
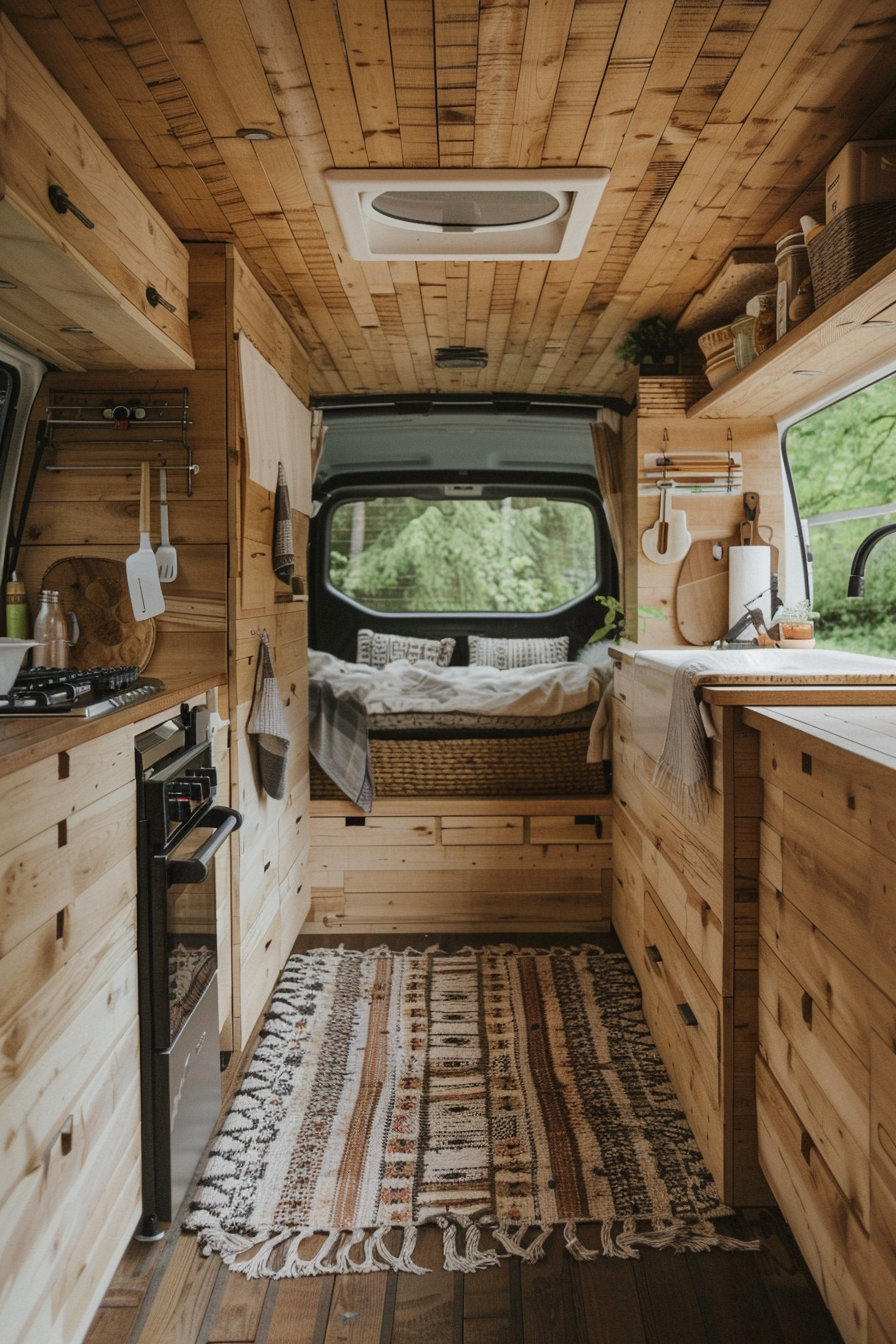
[135,704,241,1235]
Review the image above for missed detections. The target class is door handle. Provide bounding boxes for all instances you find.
[167,806,242,885]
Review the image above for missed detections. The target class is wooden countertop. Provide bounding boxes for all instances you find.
[743,702,896,773]
[701,684,896,707]
[0,675,224,778]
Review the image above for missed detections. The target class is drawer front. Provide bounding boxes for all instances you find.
[611,824,644,972]
[782,794,896,1004]
[758,937,869,1230]
[870,1026,896,1344]
[757,1055,869,1344]
[642,892,721,1109]
[529,813,612,845]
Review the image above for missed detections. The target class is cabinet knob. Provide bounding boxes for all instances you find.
[647,944,663,964]
[677,1002,698,1027]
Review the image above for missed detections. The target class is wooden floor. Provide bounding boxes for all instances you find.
[84,934,845,1344]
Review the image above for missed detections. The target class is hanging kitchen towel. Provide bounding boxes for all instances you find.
[651,656,718,821]
[247,630,291,799]
[273,461,294,583]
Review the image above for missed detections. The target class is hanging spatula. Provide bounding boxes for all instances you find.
[641,480,691,564]
[155,467,178,582]
[127,461,165,621]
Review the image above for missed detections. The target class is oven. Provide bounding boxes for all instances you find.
[135,703,242,1235]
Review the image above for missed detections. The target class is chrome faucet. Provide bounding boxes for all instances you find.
[846,521,896,596]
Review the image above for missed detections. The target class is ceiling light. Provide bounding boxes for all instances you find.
[434,347,489,369]
[326,169,609,261]
[793,369,822,376]
[0,280,18,290]
[60,326,94,334]
[236,127,274,141]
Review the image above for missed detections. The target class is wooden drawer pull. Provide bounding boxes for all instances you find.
[677,1002,698,1027]
[801,992,813,1028]
[878,1122,896,1170]
[647,944,663,964]
[345,816,366,827]
[801,1129,813,1164]
[575,814,603,837]
[41,1115,74,1170]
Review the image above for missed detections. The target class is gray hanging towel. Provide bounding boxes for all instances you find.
[247,630,291,799]
[273,461,294,582]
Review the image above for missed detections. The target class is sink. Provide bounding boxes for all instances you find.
[631,647,896,763]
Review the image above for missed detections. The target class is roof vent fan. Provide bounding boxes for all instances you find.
[434,347,489,369]
[325,169,609,261]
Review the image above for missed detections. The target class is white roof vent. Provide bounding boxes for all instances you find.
[325,169,609,261]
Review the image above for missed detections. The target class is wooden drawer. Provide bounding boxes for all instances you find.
[870,1028,896,1344]
[610,819,643,970]
[612,659,633,705]
[0,731,134,854]
[641,892,721,1114]
[781,793,896,1001]
[759,722,896,867]
[312,814,436,846]
[758,936,869,1229]
[757,1055,869,1344]
[529,812,611,845]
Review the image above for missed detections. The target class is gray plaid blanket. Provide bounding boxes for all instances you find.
[308,680,374,812]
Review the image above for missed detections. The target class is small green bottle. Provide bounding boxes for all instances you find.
[5,572,29,639]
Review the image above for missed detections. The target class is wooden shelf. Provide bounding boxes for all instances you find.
[687,243,896,422]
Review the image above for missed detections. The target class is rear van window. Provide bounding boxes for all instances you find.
[326,494,597,614]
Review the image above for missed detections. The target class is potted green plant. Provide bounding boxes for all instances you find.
[616,317,683,375]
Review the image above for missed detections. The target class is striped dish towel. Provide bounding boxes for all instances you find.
[273,461,294,583]
[247,631,290,800]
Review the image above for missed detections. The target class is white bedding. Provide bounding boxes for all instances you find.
[308,649,607,718]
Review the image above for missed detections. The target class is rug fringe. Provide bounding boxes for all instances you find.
[563,1217,760,1260]
[194,1216,758,1279]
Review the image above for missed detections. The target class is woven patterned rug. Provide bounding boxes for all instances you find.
[185,945,756,1276]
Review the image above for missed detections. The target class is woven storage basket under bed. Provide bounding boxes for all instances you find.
[807,201,896,307]
[311,730,608,799]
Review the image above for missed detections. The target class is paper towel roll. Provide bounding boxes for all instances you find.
[728,545,772,629]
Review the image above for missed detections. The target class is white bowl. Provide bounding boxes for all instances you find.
[697,324,733,358]
[704,349,737,387]
[0,638,38,695]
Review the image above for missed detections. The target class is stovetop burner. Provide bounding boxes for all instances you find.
[0,665,164,717]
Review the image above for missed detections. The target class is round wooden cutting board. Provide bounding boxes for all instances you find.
[42,557,156,671]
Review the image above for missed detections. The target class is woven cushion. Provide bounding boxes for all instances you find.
[356,628,455,669]
[468,634,569,669]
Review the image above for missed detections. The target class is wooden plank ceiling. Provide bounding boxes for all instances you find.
[4,0,896,399]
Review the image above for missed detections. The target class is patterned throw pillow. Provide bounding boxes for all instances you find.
[356,628,456,669]
[467,635,570,669]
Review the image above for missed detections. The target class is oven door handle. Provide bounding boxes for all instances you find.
[166,806,242,886]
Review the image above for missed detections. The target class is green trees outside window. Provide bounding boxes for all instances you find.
[327,495,597,614]
[787,372,896,657]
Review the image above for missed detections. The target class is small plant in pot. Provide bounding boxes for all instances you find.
[616,317,683,374]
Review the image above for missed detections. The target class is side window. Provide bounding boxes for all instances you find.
[785,372,896,656]
[326,494,599,614]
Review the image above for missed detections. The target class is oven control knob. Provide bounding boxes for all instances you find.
[167,796,192,823]
[185,768,215,799]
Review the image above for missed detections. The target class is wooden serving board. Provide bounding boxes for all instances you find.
[42,557,156,671]
[676,529,779,646]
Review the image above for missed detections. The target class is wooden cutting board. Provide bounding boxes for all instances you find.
[675,529,780,646]
[42,557,156,671]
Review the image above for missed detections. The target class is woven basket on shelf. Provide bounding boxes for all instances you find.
[807,201,896,307]
[310,731,609,799]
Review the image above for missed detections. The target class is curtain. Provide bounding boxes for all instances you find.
[590,408,623,565]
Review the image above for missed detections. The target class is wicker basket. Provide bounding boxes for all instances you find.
[311,731,609,800]
[807,201,896,307]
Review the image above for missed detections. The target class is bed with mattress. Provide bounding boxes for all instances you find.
[308,634,613,807]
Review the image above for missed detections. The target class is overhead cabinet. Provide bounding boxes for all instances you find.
[0,17,193,372]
